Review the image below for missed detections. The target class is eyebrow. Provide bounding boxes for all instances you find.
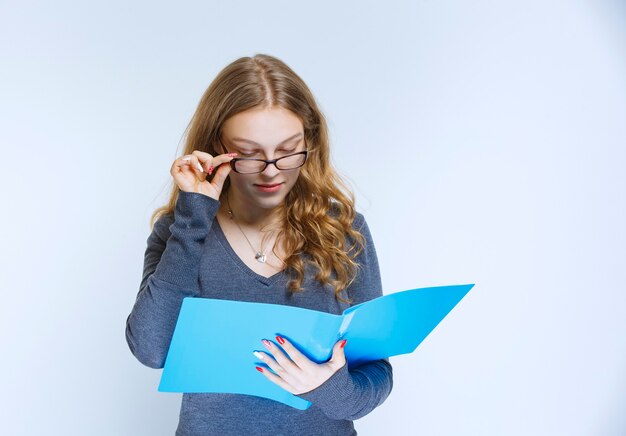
[230,132,303,149]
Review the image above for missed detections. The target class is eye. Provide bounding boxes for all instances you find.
[236,150,257,157]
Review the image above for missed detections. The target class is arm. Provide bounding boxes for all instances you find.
[125,190,220,369]
[295,214,393,420]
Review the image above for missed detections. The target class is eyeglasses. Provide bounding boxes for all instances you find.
[218,137,309,174]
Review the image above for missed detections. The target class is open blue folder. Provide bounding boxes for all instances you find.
[158,283,474,409]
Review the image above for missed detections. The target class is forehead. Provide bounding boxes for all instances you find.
[222,106,303,149]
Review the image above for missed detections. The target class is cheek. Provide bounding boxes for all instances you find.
[286,169,302,185]
[228,173,249,187]
[226,174,251,196]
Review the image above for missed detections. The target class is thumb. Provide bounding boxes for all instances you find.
[210,162,231,191]
[330,338,347,367]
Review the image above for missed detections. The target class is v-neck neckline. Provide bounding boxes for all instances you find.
[212,216,286,286]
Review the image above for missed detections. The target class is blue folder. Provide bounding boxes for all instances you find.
[158,283,474,410]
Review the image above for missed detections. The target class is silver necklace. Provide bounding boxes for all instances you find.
[226,191,275,263]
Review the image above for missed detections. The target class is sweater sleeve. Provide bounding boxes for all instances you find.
[295,213,393,420]
[125,190,220,369]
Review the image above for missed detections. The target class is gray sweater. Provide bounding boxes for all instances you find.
[125,190,393,435]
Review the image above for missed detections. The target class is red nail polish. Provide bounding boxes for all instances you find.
[340,339,347,348]
[256,366,264,373]
[208,166,213,175]
[276,336,285,345]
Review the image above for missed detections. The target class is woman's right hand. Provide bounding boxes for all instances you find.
[170,150,238,201]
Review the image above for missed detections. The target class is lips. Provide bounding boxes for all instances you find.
[255,183,283,188]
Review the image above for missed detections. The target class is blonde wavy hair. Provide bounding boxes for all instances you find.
[150,53,366,304]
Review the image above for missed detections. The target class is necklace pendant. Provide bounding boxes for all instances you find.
[255,252,267,263]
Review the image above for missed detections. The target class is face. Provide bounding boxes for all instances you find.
[218,106,307,212]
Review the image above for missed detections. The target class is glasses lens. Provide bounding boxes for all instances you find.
[276,153,307,170]
[233,152,307,174]
[234,160,267,174]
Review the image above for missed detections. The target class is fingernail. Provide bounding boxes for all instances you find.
[276,336,285,345]
[196,163,203,172]
[182,157,190,161]
[208,166,213,175]
[253,351,264,360]
[340,339,347,348]
[262,339,272,349]
[256,366,264,373]
[228,153,238,157]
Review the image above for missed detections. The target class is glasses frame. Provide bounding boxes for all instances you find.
[218,137,310,174]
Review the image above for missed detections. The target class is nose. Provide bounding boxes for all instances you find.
[261,160,281,178]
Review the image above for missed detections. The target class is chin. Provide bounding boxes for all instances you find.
[257,192,289,208]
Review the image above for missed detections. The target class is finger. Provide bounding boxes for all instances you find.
[173,155,198,169]
[254,351,287,378]
[210,153,238,174]
[192,150,237,173]
[273,336,315,371]
[328,339,347,370]
[209,160,232,190]
[262,339,301,373]
[174,155,204,175]
[256,364,295,394]
[190,154,207,175]
[190,150,213,172]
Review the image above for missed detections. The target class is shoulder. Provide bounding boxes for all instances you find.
[328,201,366,231]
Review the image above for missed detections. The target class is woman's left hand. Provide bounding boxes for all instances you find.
[254,336,347,395]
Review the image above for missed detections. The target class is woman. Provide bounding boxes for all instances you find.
[125,53,393,435]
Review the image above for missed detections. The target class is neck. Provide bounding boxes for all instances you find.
[225,189,283,232]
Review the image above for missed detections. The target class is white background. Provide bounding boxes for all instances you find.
[1,1,624,435]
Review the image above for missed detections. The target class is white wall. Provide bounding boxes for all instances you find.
[1,0,624,434]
